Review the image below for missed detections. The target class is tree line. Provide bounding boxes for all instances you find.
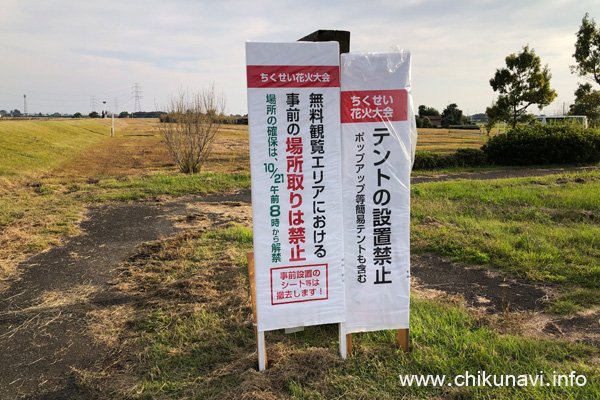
[418,13,600,129]
[487,13,600,128]
[416,104,475,129]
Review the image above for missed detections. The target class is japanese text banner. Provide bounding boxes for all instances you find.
[246,42,345,331]
[341,51,413,333]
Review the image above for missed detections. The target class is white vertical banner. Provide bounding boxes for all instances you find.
[341,51,413,333]
[246,42,345,332]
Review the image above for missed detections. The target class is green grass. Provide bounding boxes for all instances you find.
[411,170,600,312]
[86,172,251,201]
[0,119,110,179]
[93,225,599,399]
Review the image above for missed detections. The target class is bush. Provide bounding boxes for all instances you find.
[482,125,600,166]
[453,148,488,166]
[158,88,226,174]
[413,148,488,170]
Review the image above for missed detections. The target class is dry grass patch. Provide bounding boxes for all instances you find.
[416,128,488,154]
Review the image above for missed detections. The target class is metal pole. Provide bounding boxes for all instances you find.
[111,114,114,137]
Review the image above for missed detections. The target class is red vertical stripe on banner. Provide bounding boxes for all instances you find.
[247,65,340,88]
[341,90,408,123]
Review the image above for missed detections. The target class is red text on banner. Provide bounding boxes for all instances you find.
[247,65,340,88]
[341,90,407,123]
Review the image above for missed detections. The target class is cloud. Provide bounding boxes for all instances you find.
[1,0,596,115]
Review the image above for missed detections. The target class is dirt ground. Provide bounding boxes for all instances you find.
[1,167,599,399]
[0,191,251,399]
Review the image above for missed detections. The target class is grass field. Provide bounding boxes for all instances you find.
[0,119,250,281]
[0,120,482,280]
[80,224,599,399]
[411,172,600,314]
[1,118,599,398]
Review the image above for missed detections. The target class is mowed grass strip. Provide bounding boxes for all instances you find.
[84,172,251,201]
[81,225,599,399]
[411,171,600,313]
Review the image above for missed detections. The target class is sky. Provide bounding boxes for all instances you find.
[1,0,598,116]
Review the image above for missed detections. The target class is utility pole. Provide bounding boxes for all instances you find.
[132,83,142,113]
[23,94,27,116]
[113,97,118,114]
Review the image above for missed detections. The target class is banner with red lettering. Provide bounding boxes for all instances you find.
[341,51,414,333]
[246,42,345,331]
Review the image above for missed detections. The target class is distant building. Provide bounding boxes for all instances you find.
[469,113,488,123]
[421,115,442,127]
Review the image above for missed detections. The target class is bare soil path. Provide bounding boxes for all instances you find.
[1,166,599,398]
[0,191,249,399]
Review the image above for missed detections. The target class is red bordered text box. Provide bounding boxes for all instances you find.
[270,263,329,305]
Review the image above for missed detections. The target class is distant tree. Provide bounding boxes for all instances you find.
[11,109,22,117]
[89,111,100,118]
[0,110,7,116]
[487,46,557,128]
[441,103,468,128]
[571,13,600,85]
[422,116,433,128]
[418,105,440,117]
[118,111,129,118]
[72,112,82,118]
[569,83,600,127]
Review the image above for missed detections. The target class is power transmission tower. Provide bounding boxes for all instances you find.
[23,94,27,116]
[90,96,98,112]
[132,83,143,113]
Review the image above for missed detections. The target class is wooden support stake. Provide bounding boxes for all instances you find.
[247,252,267,370]
[346,333,353,356]
[398,329,409,352]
